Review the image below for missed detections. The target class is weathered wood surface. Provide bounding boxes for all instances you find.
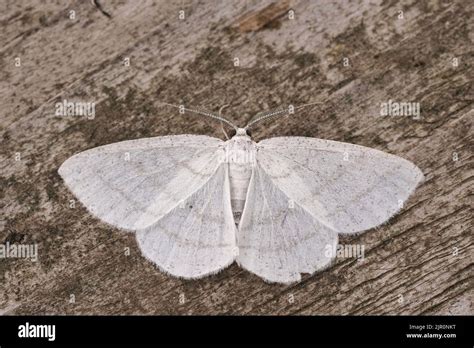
[0,0,472,315]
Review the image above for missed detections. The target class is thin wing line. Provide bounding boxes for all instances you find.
[256,136,424,234]
[59,135,225,231]
[136,164,237,279]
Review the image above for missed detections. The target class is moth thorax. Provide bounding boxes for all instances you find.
[224,147,255,164]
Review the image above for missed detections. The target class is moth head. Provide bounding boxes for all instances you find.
[230,128,252,139]
[236,128,248,136]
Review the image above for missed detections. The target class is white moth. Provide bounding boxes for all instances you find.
[58,104,424,283]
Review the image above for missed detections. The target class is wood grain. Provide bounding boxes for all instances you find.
[0,0,472,315]
[232,0,290,32]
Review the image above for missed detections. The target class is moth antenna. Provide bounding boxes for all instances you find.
[244,101,325,130]
[219,104,230,140]
[160,102,238,130]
